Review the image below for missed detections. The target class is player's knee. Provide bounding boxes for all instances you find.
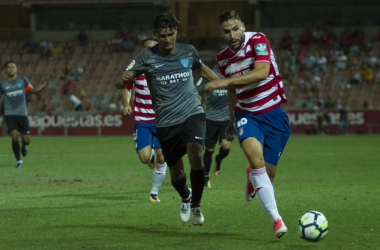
[23,138,30,145]
[139,155,150,164]
[249,156,265,169]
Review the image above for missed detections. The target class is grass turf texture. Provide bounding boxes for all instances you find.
[0,135,379,250]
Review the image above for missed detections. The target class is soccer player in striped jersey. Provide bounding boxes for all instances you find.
[122,36,167,203]
[205,10,290,238]
[0,61,47,168]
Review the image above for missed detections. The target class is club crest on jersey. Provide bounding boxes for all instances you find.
[126,60,135,70]
[17,83,22,88]
[180,58,189,68]
[254,43,269,55]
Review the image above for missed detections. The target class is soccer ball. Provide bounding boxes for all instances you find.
[297,210,329,242]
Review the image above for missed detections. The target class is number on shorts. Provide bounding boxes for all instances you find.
[237,118,247,128]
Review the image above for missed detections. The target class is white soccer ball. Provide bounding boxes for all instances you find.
[297,210,329,242]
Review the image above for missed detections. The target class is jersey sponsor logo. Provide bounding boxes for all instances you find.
[126,60,135,70]
[6,90,24,97]
[155,71,191,85]
[254,43,269,55]
[17,83,22,88]
[180,58,189,68]
[195,136,203,139]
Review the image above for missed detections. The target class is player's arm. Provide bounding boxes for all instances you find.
[205,62,270,91]
[115,71,135,89]
[195,64,220,82]
[122,88,133,115]
[28,81,47,93]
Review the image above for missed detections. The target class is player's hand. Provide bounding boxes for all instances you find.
[205,79,230,92]
[124,105,132,115]
[121,71,134,83]
[225,123,236,141]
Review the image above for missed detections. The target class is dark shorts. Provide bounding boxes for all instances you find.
[156,113,206,166]
[205,119,230,148]
[234,106,291,166]
[4,115,30,135]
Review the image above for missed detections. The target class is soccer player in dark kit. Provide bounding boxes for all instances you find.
[115,13,220,226]
[0,61,47,168]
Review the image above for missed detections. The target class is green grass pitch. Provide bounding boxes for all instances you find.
[0,135,379,250]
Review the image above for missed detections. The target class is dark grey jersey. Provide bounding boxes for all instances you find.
[127,43,204,127]
[196,69,229,121]
[0,76,31,116]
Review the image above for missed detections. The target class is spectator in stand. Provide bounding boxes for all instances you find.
[352,28,365,47]
[58,63,72,81]
[297,72,311,92]
[110,30,126,52]
[374,28,380,42]
[301,52,316,71]
[324,96,336,109]
[284,50,296,71]
[374,70,380,84]
[63,76,77,95]
[338,107,349,134]
[69,94,83,111]
[335,50,348,71]
[122,32,135,52]
[340,27,353,49]
[361,64,374,84]
[314,107,330,135]
[280,30,292,50]
[314,51,327,72]
[77,30,88,46]
[299,28,312,47]
[50,42,63,61]
[312,26,324,44]
[310,73,321,92]
[350,66,362,84]
[20,39,37,54]
[71,63,83,81]
[281,69,296,89]
[319,27,335,49]
[40,39,53,58]
[302,95,315,109]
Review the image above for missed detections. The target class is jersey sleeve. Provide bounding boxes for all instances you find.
[250,34,271,64]
[190,46,203,70]
[125,51,149,78]
[195,77,206,93]
[23,76,33,91]
[125,81,134,90]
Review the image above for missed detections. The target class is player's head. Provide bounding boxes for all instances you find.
[142,36,158,51]
[153,13,179,53]
[219,10,245,51]
[4,61,17,77]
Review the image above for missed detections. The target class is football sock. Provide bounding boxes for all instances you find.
[250,167,282,222]
[203,150,214,177]
[171,173,190,200]
[12,141,21,161]
[151,162,167,194]
[190,168,205,208]
[216,147,229,162]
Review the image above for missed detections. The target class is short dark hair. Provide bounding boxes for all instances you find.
[219,10,242,25]
[4,60,16,67]
[142,36,158,44]
[153,13,179,32]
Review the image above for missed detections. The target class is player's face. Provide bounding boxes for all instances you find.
[154,28,177,53]
[143,40,158,50]
[6,63,17,77]
[220,19,245,51]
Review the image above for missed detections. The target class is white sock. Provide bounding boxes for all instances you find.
[249,167,282,223]
[17,160,23,164]
[150,162,167,194]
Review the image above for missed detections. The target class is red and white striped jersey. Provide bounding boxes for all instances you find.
[217,31,287,114]
[125,74,156,123]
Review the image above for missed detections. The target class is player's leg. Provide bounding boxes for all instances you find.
[156,125,191,222]
[213,120,231,176]
[5,116,22,167]
[134,125,155,167]
[203,120,218,187]
[149,132,167,202]
[241,137,287,238]
[18,116,30,157]
[182,113,206,226]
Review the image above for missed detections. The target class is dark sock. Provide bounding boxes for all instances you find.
[171,174,190,200]
[12,141,21,161]
[216,147,230,162]
[203,150,214,177]
[190,168,205,208]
